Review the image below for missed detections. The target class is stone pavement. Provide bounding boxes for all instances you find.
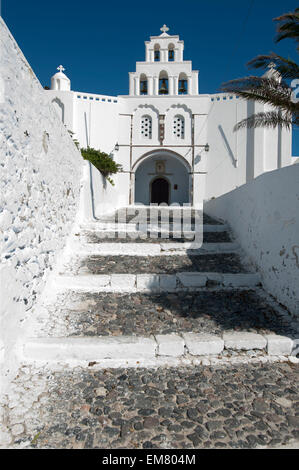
[1,207,298,449]
[1,362,298,449]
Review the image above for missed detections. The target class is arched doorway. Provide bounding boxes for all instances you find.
[151,177,170,204]
[134,150,191,205]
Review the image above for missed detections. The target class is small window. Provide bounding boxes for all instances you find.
[173,115,185,139]
[141,115,152,139]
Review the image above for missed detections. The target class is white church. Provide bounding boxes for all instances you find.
[46,25,293,213]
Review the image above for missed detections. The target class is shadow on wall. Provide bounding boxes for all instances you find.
[218,125,237,168]
[246,101,255,182]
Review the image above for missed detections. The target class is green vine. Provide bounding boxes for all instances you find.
[81,147,122,185]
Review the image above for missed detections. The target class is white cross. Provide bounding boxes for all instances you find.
[57,65,65,73]
[160,24,169,34]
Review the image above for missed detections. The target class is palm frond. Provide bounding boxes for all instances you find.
[221,76,297,115]
[274,8,299,47]
[247,53,299,80]
[234,111,293,131]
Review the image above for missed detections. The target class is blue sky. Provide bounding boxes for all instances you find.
[1,0,298,155]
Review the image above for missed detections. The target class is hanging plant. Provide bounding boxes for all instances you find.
[81,147,122,185]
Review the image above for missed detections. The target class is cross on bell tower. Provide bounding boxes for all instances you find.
[57,65,65,73]
[160,24,169,34]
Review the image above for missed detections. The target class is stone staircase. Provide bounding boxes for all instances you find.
[21,207,298,367]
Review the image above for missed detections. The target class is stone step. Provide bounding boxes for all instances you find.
[21,332,294,364]
[84,230,232,244]
[77,253,247,275]
[95,209,224,226]
[70,242,239,257]
[37,290,297,340]
[56,272,262,293]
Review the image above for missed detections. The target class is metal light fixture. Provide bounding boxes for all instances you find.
[114,143,119,151]
[204,143,210,152]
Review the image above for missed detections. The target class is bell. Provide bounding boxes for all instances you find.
[179,80,187,94]
[140,81,147,94]
[159,79,168,94]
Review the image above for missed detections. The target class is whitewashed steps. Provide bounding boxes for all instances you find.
[55,272,262,293]
[70,241,240,256]
[22,333,294,364]
[22,208,291,368]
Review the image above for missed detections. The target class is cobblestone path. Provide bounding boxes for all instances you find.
[44,290,297,338]
[80,253,247,275]
[2,207,298,449]
[3,362,299,449]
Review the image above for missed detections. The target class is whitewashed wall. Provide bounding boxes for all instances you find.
[0,19,83,384]
[205,163,299,317]
[206,96,293,200]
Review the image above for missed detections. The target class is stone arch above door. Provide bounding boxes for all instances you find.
[134,150,191,206]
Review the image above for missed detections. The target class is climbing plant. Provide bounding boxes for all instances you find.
[81,147,122,185]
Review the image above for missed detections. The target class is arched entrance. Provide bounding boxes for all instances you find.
[150,177,170,204]
[134,150,191,205]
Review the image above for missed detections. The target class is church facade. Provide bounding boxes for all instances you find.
[46,25,293,214]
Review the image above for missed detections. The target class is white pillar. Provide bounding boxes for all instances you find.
[178,47,183,62]
[129,74,134,95]
[174,76,179,95]
[187,76,192,95]
[149,49,154,62]
[193,72,199,95]
[169,76,174,95]
[134,77,140,96]
[161,49,167,62]
[148,76,154,95]
[154,76,159,95]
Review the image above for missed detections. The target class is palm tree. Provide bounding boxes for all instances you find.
[221,7,299,131]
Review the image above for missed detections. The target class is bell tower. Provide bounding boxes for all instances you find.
[129,25,199,96]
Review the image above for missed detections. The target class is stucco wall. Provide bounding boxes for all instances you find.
[204,163,299,317]
[0,19,83,382]
[206,97,292,200]
[90,164,129,217]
